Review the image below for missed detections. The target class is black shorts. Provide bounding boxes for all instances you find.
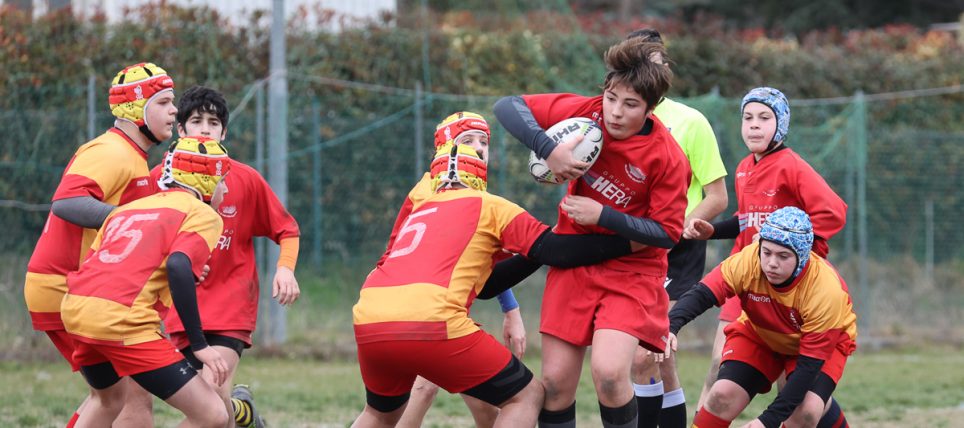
[665,238,708,300]
[363,356,534,412]
[80,359,196,400]
[179,334,246,370]
[717,360,837,404]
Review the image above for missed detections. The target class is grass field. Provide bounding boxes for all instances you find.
[2,347,962,427]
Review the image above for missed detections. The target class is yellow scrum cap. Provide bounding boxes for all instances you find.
[158,136,230,202]
[430,142,487,192]
[108,62,175,128]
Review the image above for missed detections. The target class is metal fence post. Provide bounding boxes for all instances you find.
[312,98,322,267]
[87,74,96,141]
[414,81,424,180]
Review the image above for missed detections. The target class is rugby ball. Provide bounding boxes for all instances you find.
[528,117,603,184]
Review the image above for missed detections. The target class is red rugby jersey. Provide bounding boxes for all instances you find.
[702,242,858,360]
[731,148,847,257]
[521,93,690,275]
[61,189,222,346]
[25,128,156,330]
[153,161,300,336]
[353,188,547,343]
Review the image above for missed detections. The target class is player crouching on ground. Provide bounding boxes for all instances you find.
[351,128,646,428]
[60,137,233,428]
[664,207,857,428]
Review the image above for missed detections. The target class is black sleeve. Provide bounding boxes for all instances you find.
[526,229,633,268]
[167,252,207,351]
[493,96,558,160]
[668,283,718,334]
[597,206,676,249]
[757,356,826,428]
[710,215,740,240]
[51,196,116,229]
[477,254,543,300]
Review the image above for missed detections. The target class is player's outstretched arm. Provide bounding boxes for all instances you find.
[493,95,589,180]
[562,195,676,249]
[50,196,115,229]
[477,255,542,299]
[756,356,825,427]
[167,252,228,385]
[668,284,718,336]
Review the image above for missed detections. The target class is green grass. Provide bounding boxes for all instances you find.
[1,347,962,427]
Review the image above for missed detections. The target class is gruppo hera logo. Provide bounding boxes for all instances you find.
[218,205,238,218]
[584,170,634,207]
[625,164,646,183]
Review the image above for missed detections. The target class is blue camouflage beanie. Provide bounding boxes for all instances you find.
[759,206,813,279]
[742,87,790,144]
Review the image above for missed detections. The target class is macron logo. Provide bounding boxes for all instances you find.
[136,179,149,187]
[747,293,771,304]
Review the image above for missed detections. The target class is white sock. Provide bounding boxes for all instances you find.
[662,388,685,408]
[633,380,664,397]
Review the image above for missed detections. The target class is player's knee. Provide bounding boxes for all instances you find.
[631,348,658,379]
[542,374,569,405]
[91,389,126,415]
[785,396,824,428]
[704,383,741,416]
[590,365,626,401]
[199,405,230,428]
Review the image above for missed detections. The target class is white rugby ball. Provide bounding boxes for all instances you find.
[528,117,603,184]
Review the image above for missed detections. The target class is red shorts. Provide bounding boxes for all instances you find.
[71,338,185,377]
[540,264,668,353]
[721,322,849,393]
[46,330,80,371]
[168,329,253,350]
[719,295,743,322]
[356,330,511,397]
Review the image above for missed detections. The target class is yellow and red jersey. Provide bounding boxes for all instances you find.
[152,161,300,336]
[521,93,690,276]
[376,173,433,267]
[25,128,156,331]
[61,189,223,346]
[702,242,858,360]
[353,188,547,343]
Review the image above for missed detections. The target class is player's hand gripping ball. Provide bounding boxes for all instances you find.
[528,117,603,184]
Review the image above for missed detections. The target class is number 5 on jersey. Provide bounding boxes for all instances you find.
[388,207,438,259]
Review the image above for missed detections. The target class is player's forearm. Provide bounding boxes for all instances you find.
[51,196,115,229]
[493,96,557,159]
[668,284,718,334]
[597,206,675,248]
[686,179,728,223]
[478,254,542,299]
[278,237,299,270]
[167,252,207,351]
[526,230,632,268]
[496,289,519,312]
[758,356,825,428]
[709,215,740,239]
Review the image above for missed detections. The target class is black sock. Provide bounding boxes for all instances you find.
[539,401,576,428]
[634,381,663,428]
[600,397,638,428]
[658,388,686,428]
[817,397,848,428]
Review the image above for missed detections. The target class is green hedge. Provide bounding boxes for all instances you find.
[1,5,962,263]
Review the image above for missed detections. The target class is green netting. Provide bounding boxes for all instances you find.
[1,3,961,339]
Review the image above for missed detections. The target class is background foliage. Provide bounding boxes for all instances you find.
[0,3,961,346]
